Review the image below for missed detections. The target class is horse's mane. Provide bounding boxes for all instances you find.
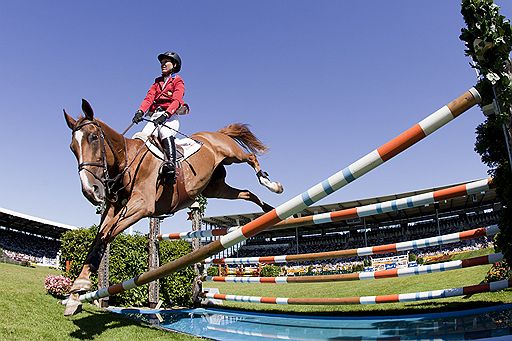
[217,123,268,155]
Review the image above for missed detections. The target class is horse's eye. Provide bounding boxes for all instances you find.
[89,134,98,142]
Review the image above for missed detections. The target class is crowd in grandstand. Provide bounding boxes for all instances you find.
[0,229,60,266]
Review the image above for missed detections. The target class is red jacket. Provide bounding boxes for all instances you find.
[138,74,185,115]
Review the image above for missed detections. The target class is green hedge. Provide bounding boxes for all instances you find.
[60,226,194,307]
[206,265,219,276]
[260,264,280,277]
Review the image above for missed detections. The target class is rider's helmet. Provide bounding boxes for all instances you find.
[157,51,182,73]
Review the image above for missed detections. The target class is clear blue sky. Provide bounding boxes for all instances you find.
[1,1,510,234]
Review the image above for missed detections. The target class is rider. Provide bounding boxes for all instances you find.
[132,51,186,183]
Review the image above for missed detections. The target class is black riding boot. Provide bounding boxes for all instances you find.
[160,136,176,184]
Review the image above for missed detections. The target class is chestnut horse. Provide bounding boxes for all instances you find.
[63,99,283,315]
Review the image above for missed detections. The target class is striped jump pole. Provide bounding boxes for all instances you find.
[205,253,503,283]
[75,88,481,303]
[160,177,493,240]
[269,178,493,230]
[203,278,512,305]
[158,227,237,241]
[205,225,498,265]
[202,177,492,263]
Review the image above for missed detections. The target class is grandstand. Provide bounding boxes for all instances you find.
[202,179,500,269]
[0,207,77,266]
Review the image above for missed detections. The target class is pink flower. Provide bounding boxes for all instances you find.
[44,275,72,297]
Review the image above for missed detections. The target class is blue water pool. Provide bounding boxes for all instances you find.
[110,304,512,340]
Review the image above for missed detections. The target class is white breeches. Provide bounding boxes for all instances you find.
[141,111,180,139]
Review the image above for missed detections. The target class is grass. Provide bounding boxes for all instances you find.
[0,263,202,341]
[206,248,512,315]
[1,248,510,339]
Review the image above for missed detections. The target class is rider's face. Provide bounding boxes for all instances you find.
[161,59,174,75]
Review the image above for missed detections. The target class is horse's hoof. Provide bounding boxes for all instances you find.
[69,278,92,294]
[64,293,83,316]
[259,176,284,194]
[274,182,284,194]
[268,181,283,194]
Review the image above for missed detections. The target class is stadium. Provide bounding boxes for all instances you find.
[1,1,512,340]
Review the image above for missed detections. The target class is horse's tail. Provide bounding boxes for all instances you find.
[217,123,268,155]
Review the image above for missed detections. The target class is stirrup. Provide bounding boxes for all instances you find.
[161,163,176,183]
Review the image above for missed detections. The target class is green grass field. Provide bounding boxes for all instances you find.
[0,263,201,341]
[1,248,510,340]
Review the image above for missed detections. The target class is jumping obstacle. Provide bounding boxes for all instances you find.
[202,279,512,305]
[74,88,481,303]
[205,253,503,283]
[268,178,493,230]
[158,227,236,240]
[160,177,492,241]
[205,225,498,265]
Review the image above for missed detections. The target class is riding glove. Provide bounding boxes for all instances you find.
[132,110,144,124]
[153,112,169,125]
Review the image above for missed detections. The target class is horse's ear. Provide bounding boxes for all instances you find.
[81,99,94,120]
[64,109,76,130]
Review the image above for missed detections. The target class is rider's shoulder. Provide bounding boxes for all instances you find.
[173,74,184,83]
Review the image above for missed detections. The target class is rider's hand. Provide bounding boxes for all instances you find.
[132,110,144,124]
[153,112,169,125]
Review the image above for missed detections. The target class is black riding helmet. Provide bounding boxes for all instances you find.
[157,51,182,73]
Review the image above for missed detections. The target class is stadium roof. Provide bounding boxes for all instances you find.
[203,178,498,235]
[0,207,78,239]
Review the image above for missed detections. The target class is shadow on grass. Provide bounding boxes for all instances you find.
[69,307,159,340]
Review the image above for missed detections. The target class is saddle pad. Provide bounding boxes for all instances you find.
[132,132,201,162]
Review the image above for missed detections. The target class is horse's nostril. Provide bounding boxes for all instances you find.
[92,185,99,194]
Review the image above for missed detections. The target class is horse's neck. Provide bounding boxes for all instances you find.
[98,120,127,169]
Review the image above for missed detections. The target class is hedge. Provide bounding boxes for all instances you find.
[59,226,195,307]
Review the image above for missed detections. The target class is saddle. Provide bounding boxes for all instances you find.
[132,132,201,212]
[132,133,201,163]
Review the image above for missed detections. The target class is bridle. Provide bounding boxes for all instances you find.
[72,120,127,203]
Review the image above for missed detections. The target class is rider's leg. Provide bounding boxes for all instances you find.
[140,111,157,137]
[160,135,176,182]
[155,116,179,183]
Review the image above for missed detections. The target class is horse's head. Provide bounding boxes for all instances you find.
[64,99,107,205]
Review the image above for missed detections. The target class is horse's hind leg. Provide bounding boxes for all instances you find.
[202,166,274,212]
[229,152,283,194]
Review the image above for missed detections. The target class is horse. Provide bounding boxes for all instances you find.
[63,99,283,315]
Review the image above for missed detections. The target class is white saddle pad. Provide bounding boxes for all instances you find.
[132,132,201,162]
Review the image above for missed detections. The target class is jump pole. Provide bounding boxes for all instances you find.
[158,227,236,240]
[76,88,481,303]
[205,253,503,283]
[205,225,499,265]
[160,177,493,240]
[206,225,500,265]
[267,178,494,230]
[202,278,512,305]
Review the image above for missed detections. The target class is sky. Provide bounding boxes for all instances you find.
[0,1,510,235]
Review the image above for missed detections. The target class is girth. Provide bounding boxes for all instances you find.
[169,165,193,213]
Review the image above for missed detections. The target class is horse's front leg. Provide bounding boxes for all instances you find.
[64,198,151,316]
[67,206,115,295]
[64,207,115,316]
